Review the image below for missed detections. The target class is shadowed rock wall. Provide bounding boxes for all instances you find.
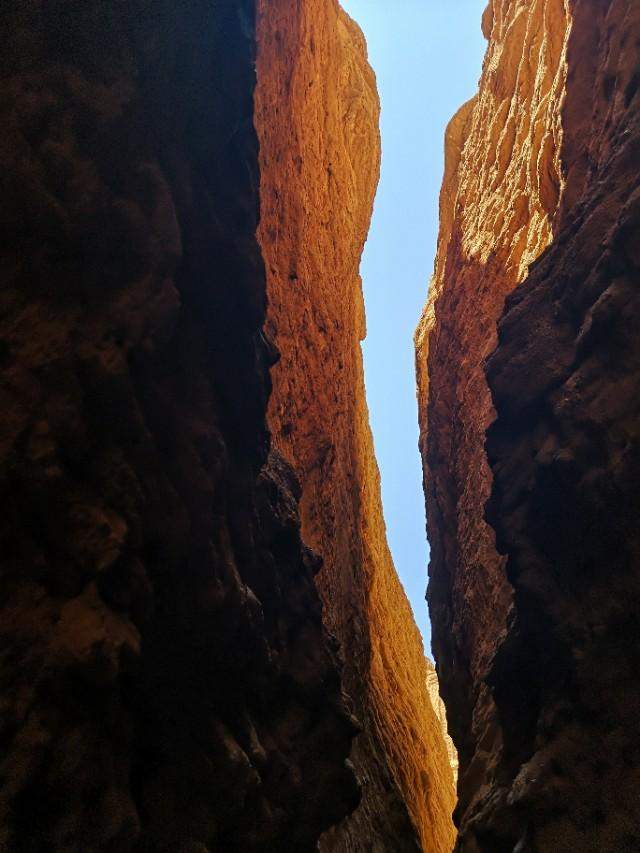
[485,0,640,848]
[0,2,360,849]
[418,0,640,849]
[255,1,457,850]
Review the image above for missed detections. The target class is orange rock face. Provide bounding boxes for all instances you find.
[418,0,640,848]
[255,1,456,849]
[425,659,458,784]
[416,0,571,827]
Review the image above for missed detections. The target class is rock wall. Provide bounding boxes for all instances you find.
[255,1,457,850]
[0,2,360,849]
[416,0,571,834]
[425,659,459,785]
[485,0,640,848]
[418,0,640,849]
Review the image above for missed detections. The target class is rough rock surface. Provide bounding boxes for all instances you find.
[425,659,458,785]
[0,2,360,849]
[255,1,456,850]
[416,0,571,836]
[418,0,640,849]
[485,0,640,848]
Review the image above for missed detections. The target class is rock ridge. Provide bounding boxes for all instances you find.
[416,0,571,831]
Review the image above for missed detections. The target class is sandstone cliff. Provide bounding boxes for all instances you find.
[416,0,571,832]
[418,0,640,849]
[485,0,640,847]
[0,2,359,849]
[256,1,457,850]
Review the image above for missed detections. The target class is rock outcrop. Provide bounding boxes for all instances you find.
[418,0,640,849]
[426,659,459,785]
[0,2,360,849]
[255,1,457,850]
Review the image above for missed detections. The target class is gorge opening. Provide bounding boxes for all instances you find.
[340,0,486,655]
[1,0,639,851]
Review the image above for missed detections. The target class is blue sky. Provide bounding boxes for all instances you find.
[340,0,487,652]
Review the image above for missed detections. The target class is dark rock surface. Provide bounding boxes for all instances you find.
[485,1,640,849]
[418,0,640,850]
[0,2,358,849]
[415,1,569,843]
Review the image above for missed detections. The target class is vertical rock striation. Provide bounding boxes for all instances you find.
[0,1,360,849]
[418,0,640,849]
[256,1,457,850]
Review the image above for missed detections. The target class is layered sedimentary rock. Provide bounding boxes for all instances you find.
[256,2,456,850]
[418,0,640,849]
[0,2,360,849]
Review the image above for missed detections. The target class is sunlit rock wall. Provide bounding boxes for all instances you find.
[415,0,571,836]
[418,0,640,848]
[426,659,459,784]
[0,2,360,849]
[255,1,456,850]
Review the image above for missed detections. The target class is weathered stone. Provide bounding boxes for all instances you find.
[485,1,640,848]
[416,0,571,835]
[426,659,459,785]
[255,1,456,850]
[418,0,640,849]
[0,2,359,849]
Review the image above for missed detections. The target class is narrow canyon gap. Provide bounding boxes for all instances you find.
[340,0,487,654]
[0,0,639,852]
[0,0,457,851]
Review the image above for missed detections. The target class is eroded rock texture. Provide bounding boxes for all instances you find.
[416,0,571,836]
[425,659,458,786]
[256,1,456,850]
[0,2,360,849]
[485,0,640,848]
[418,0,640,849]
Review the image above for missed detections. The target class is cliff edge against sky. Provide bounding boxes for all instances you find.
[417,0,640,849]
[256,1,456,849]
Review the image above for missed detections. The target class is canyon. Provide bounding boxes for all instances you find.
[1,0,639,851]
[0,0,455,849]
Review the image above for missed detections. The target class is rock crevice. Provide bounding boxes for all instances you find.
[1,0,460,850]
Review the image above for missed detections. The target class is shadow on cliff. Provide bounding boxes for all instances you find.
[482,2,640,847]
